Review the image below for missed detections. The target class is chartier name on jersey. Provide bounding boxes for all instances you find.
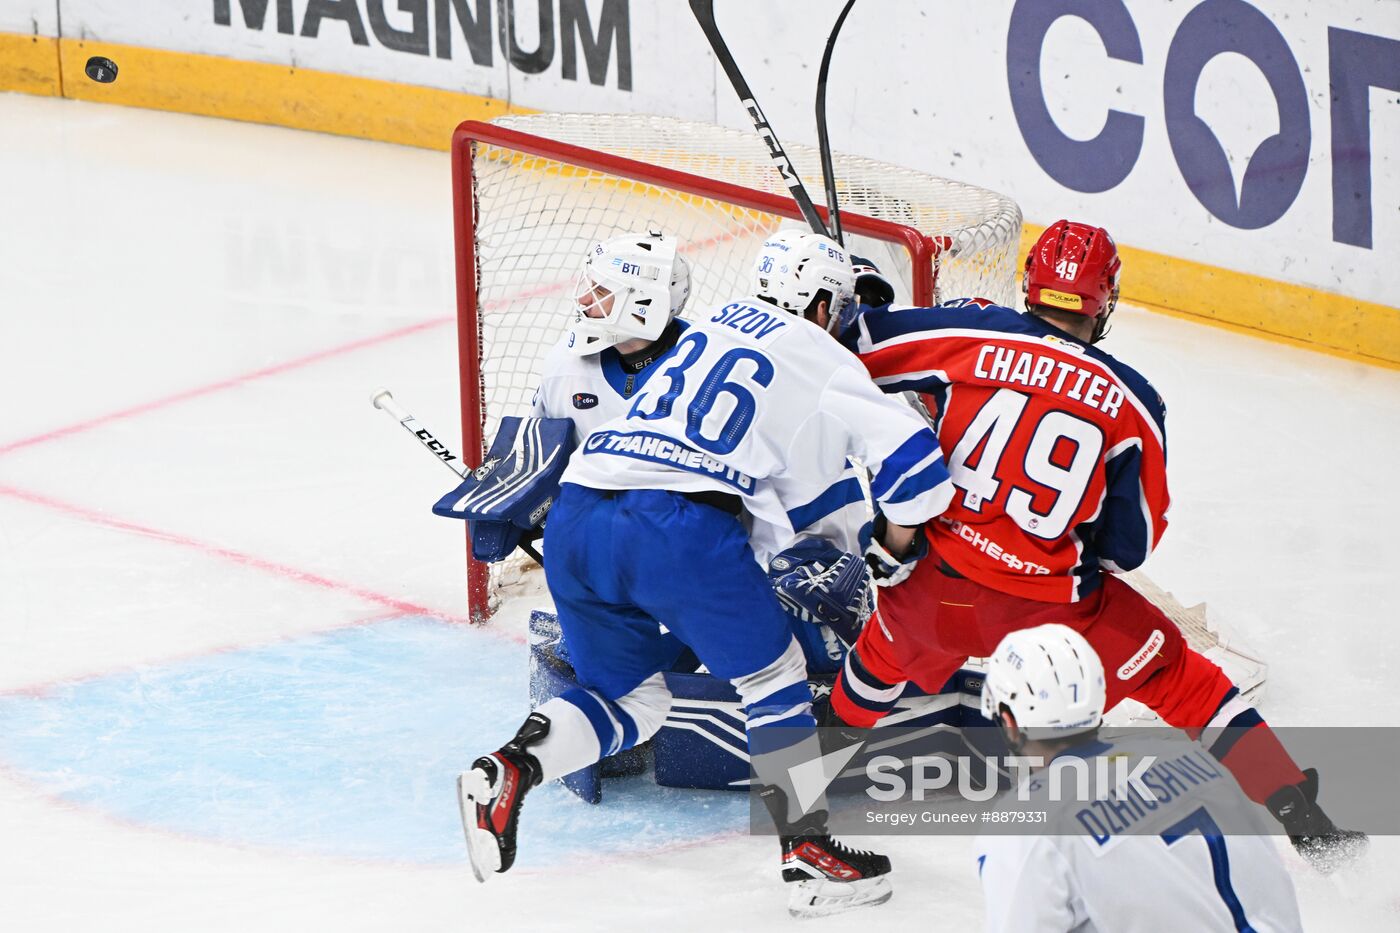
[849,300,1167,437]
[975,342,1127,418]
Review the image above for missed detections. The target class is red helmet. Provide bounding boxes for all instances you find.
[1023,220,1121,326]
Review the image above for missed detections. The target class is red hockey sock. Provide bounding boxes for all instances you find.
[830,621,909,728]
[1132,648,1305,804]
[1214,723,1308,804]
[831,646,904,727]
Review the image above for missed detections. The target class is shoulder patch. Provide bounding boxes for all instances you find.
[941,297,997,310]
[572,392,599,410]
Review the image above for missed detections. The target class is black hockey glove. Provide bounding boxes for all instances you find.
[852,255,895,307]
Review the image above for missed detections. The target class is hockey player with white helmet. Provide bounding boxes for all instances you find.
[974,624,1304,933]
[448,231,693,565]
[457,228,954,917]
[461,228,875,663]
[540,229,694,434]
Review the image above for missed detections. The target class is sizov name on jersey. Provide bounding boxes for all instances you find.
[709,302,788,340]
[583,429,755,492]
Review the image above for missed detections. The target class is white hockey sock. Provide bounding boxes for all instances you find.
[527,675,673,783]
[527,696,603,783]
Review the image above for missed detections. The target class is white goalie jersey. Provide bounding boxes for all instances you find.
[561,297,953,561]
[974,737,1303,933]
[530,324,691,444]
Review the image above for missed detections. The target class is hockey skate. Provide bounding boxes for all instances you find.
[457,713,547,882]
[1266,768,1368,874]
[762,786,892,918]
[780,818,893,918]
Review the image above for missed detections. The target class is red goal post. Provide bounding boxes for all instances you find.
[450,114,1024,622]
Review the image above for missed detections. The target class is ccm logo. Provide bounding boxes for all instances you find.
[1117,630,1166,680]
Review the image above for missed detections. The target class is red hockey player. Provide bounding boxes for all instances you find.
[831,221,1365,871]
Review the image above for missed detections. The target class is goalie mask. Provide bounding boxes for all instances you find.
[566,231,691,356]
[752,229,856,332]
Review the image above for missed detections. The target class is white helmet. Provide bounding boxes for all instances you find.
[752,229,855,330]
[980,624,1106,740]
[567,231,691,356]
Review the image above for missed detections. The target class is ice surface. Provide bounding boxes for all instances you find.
[0,93,1396,931]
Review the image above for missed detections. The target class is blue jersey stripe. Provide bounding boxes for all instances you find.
[1091,443,1151,572]
[564,687,623,757]
[884,457,951,505]
[786,476,865,534]
[870,431,941,500]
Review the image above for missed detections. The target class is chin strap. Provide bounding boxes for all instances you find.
[1090,288,1121,343]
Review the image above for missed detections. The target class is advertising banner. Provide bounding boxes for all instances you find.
[5,1,1397,353]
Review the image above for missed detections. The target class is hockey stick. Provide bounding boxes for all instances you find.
[816,0,857,246]
[689,0,831,238]
[370,387,469,479]
[370,388,547,566]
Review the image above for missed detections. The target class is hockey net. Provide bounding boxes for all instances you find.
[448,113,1265,708]
[452,113,1022,618]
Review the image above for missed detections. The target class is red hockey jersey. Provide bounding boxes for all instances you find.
[845,299,1169,603]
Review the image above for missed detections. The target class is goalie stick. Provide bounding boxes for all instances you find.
[689,0,832,239]
[370,387,468,479]
[372,388,548,567]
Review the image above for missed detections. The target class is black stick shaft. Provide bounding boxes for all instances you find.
[816,0,857,245]
[689,0,831,238]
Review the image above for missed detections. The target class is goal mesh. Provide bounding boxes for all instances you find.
[448,114,1266,710]
[452,113,1023,619]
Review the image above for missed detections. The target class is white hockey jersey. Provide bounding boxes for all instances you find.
[974,737,1303,933]
[562,297,953,560]
[530,322,690,444]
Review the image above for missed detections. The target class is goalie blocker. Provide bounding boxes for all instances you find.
[433,416,576,562]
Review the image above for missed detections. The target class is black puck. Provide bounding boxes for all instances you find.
[84,56,118,84]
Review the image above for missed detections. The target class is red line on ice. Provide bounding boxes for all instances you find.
[0,315,453,457]
[0,229,751,460]
[0,484,469,625]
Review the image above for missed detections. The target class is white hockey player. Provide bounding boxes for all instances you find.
[452,229,874,660]
[457,229,954,917]
[439,230,693,566]
[974,624,1304,932]
[534,229,694,439]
